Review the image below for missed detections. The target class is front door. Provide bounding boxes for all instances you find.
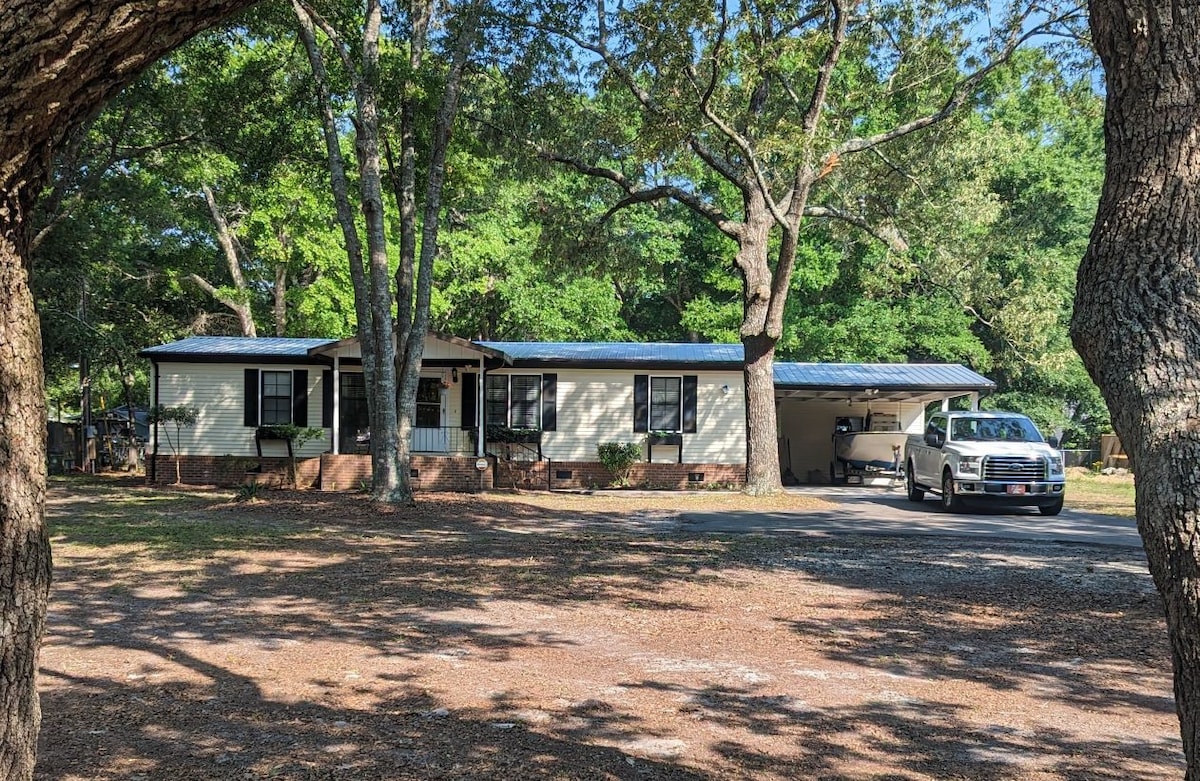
[339,373,370,454]
[412,376,447,452]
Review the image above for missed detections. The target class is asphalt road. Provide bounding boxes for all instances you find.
[679,485,1143,548]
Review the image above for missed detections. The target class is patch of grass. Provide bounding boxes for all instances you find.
[47,483,318,555]
[1066,471,1136,518]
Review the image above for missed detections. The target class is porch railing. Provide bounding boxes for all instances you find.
[412,426,477,455]
[348,427,477,455]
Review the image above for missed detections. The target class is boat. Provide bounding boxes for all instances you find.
[833,430,907,473]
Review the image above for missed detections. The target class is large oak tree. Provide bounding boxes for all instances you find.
[519,0,1082,494]
[0,3,261,776]
[1072,0,1200,774]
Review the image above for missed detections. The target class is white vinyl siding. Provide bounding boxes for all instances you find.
[487,368,746,464]
[327,333,487,363]
[151,362,328,457]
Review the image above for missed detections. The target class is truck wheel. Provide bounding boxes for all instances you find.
[1039,498,1064,516]
[941,470,962,512]
[906,463,924,502]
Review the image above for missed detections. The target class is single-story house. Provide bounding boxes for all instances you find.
[139,334,994,490]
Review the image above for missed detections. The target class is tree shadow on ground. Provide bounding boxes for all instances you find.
[38,484,1182,779]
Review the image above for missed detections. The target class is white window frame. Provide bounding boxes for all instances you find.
[261,370,293,425]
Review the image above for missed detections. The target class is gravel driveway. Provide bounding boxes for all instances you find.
[680,485,1143,547]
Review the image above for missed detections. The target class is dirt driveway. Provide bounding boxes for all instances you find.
[37,482,1181,779]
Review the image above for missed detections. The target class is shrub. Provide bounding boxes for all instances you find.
[597,441,642,487]
[235,481,264,503]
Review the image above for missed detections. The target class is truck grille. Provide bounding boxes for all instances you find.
[983,456,1045,481]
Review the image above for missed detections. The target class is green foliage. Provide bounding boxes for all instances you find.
[235,481,265,503]
[149,405,199,428]
[148,405,199,484]
[485,425,542,443]
[33,6,1106,469]
[597,441,642,487]
[256,425,326,448]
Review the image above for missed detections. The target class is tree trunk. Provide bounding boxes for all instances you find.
[393,6,479,505]
[356,0,403,503]
[293,0,402,501]
[196,183,257,337]
[273,263,287,336]
[737,194,783,495]
[742,333,781,494]
[1072,0,1200,774]
[1,2,261,777]
[0,195,53,781]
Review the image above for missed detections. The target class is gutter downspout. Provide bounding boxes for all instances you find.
[149,360,159,483]
[477,357,485,457]
[333,354,341,454]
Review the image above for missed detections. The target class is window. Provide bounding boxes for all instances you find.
[261,371,292,425]
[485,375,510,427]
[510,375,541,428]
[650,376,682,431]
[633,374,696,434]
[485,374,544,429]
[925,415,946,445]
[244,368,308,429]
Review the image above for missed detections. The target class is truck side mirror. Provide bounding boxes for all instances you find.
[925,432,943,448]
[1048,435,1060,449]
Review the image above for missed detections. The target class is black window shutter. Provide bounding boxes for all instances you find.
[682,375,698,433]
[633,374,649,432]
[244,369,260,427]
[322,370,334,428]
[541,373,557,431]
[292,369,308,427]
[461,372,478,429]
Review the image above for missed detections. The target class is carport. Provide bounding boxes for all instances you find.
[773,363,996,485]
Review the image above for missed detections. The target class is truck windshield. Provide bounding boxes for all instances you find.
[950,417,1042,443]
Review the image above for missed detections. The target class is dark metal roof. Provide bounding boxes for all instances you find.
[772,362,995,391]
[140,337,337,361]
[476,341,743,367]
[140,337,993,395]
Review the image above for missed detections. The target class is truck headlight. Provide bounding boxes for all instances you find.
[1049,456,1063,476]
[958,456,981,476]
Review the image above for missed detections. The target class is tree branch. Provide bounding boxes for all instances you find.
[831,5,1080,160]
[804,204,909,252]
[544,151,743,239]
[801,0,847,136]
[295,0,357,78]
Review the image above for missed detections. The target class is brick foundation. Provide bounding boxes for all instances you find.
[148,454,320,488]
[148,454,743,493]
[319,454,492,493]
[509,460,746,490]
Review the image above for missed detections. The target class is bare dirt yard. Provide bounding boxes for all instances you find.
[37,479,1181,780]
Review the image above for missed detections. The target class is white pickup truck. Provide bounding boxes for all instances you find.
[904,411,1066,515]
